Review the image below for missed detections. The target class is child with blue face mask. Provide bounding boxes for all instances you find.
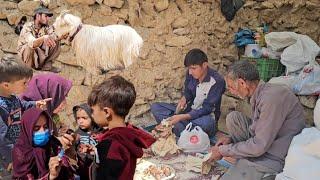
[12,108,77,179]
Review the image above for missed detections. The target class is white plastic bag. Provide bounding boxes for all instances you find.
[177,123,210,153]
[275,128,320,180]
[265,32,320,75]
[268,76,297,88]
[314,98,320,129]
[292,65,320,95]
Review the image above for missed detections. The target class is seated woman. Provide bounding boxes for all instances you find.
[12,108,77,179]
[20,73,72,133]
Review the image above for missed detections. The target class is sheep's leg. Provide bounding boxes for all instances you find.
[122,52,134,69]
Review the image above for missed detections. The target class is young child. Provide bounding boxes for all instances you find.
[87,75,156,180]
[73,103,101,180]
[0,56,49,171]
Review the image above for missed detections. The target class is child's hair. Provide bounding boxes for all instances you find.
[0,56,33,83]
[73,103,100,131]
[88,75,136,118]
[184,48,208,67]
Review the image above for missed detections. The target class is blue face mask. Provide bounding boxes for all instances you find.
[33,129,50,146]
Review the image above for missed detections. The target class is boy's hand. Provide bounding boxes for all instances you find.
[168,114,191,125]
[168,115,181,125]
[56,133,75,150]
[79,144,88,153]
[79,144,95,154]
[36,98,52,110]
[49,156,61,180]
[176,96,187,114]
[57,133,77,159]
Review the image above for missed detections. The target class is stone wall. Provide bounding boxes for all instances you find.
[0,0,319,129]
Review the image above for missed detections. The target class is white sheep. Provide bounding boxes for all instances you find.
[53,12,143,74]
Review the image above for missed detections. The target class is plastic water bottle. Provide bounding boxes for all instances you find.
[252,49,262,58]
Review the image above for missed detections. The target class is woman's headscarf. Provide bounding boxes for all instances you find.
[21,73,72,115]
[12,108,54,178]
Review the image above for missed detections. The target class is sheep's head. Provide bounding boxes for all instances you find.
[53,12,82,39]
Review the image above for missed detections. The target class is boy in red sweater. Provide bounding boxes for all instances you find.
[87,75,156,180]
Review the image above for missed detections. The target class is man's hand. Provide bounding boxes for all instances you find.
[36,98,52,110]
[215,136,232,147]
[43,35,56,47]
[208,146,223,162]
[176,96,187,114]
[49,156,61,180]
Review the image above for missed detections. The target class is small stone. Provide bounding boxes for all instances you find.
[97,5,113,16]
[155,74,164,80]
[166,36,192,47]
[306,1,320,10]
[243,1,256,8]
[172,17,189,29]
[65,0,95,5]
[273,1,285,8]
[155,43,166,53]
[0,2,17,19]
[154,0,169,12]
[18,0,40,16]
[261,1,275,9]
[96,0,103,4]
[6,13,21,25]
[103,0,125,9]
[173,28,190,36]
[113,9,129,20]
[198,0,213,3]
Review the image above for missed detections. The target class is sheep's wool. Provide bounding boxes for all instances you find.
[53,13,143,74]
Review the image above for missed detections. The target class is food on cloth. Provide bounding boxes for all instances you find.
[186,153,213,174]
[134,160,175,180]
[143,165,172,180]
[151,119,180,157]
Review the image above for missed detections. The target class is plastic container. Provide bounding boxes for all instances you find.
[244,44,261,57]
[240,57,285,82]
[252,49,262,58]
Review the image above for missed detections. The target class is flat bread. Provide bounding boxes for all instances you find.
[134,160,175,180]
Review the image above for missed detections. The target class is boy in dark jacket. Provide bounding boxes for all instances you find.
[88,75,156,180]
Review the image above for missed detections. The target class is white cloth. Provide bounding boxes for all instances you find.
[275,127,320,180]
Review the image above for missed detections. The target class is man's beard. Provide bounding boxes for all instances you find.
[39,22,48,27]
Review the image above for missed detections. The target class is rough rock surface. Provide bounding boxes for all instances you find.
[0,0,319,129]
